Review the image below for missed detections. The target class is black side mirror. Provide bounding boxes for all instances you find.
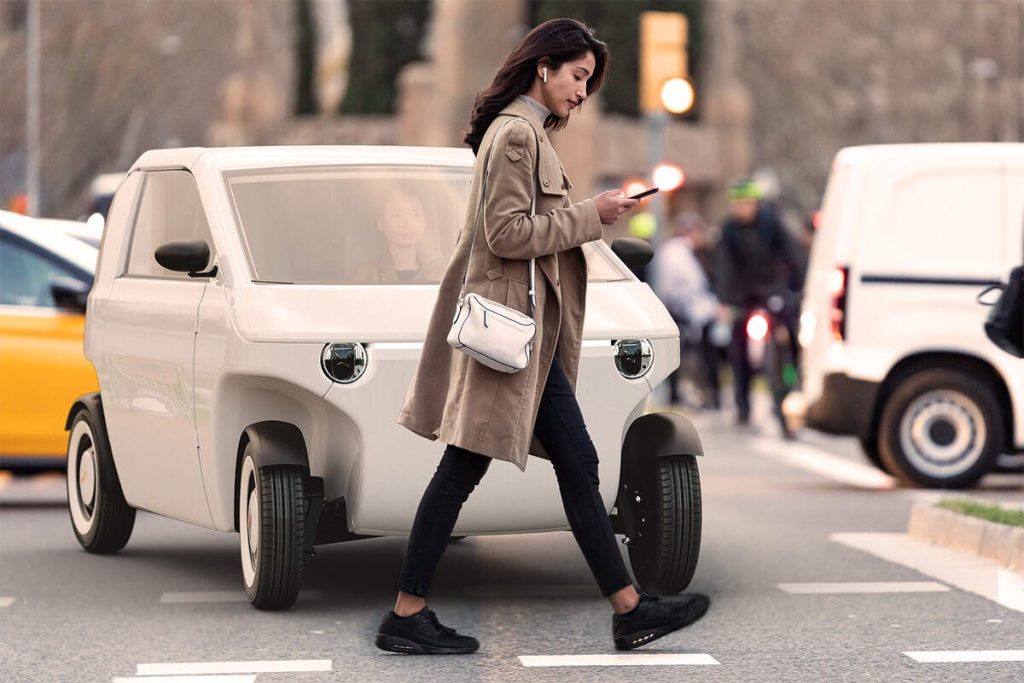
[154,240,218,278]
[611,237,654,270]
[50,277,90,313]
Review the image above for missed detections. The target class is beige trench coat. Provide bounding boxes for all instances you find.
[395,97,603,472]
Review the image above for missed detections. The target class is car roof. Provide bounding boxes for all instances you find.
[130,146,476,173]
[0,210,98,273]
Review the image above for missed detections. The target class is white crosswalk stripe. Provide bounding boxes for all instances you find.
[134,660,332,676]
[518,654,720,666]
[904,650,1024,663]
[778,581,949,594]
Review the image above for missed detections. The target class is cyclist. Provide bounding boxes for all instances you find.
[714,179,807,431]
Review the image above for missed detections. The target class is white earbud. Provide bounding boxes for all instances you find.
[542,68,547,83]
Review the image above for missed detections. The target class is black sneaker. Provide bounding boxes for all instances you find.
[375,606,480,655]
[612,592,710,651]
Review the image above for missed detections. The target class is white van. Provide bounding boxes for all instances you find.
[785,143,1024,488]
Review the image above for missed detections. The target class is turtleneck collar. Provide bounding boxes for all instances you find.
[517,93,552,121]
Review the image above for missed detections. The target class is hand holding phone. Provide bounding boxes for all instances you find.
[628,187,659,200]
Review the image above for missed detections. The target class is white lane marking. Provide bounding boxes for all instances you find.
[159,590,322,604]
[831,532,1024,613]
[904,650,1024,663]
[114,678,253,683]
[778,581,949,594]
[748,436,897,490]
[518,654,720,667]
[0,597,14,607]
[136,660,332,676]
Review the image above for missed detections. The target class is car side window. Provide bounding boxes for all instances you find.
[125,170,214,278]
[0,235,84,308]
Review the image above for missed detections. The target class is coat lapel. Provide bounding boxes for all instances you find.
[495,98,563,307]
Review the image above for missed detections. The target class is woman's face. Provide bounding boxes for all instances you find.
[376,192,426,247]
[540,51,596,118]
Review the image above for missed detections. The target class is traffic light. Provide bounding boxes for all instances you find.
[639,11,689,114]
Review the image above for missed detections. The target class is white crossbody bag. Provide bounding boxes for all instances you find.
[447,118,538,373]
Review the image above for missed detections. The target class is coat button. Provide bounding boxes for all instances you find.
[543,179,550,187]
[539,135,545,141]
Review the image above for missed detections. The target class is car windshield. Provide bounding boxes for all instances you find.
[226,164,631,285]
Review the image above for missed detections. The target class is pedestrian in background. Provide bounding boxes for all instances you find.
[379,17,710,656]
[714,180,806,425]
[655,211,722,409]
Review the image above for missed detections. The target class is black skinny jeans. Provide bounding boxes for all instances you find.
[397,354,635,599]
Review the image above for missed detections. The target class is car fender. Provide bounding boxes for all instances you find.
[64,392,126,497]
[240,421,310,470]
[235,421,310,533]
[622,411,704,472]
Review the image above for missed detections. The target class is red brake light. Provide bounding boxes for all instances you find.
[830,266,849,341]
[746,311,769,342]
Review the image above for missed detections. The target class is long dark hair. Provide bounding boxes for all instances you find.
[462,18,609,155]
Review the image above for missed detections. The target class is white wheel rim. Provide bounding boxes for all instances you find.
[239,455,259,588]
[899,389,986,479]
[79,447,96,507]
[67,420,98,536]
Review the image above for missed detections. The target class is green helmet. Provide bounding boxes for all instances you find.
[727,179,762,201]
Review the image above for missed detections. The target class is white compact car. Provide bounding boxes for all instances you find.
[65,146,705,609]
[785,143,1024,488]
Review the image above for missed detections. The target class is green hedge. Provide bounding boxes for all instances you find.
[937,499,1024,528]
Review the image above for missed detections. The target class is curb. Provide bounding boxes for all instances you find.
[908,501,1024,571]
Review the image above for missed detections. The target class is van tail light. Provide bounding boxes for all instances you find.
[829,266,848,341]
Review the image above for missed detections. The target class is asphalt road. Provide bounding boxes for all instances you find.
[2,393,1022,682]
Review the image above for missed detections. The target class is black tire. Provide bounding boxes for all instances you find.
[878,368,1003,489]
[621,455,702,594]
[66,409,136,553]
[238,446,305,610]
[858,434,892,474]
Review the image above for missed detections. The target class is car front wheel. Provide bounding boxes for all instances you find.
[878,368,1003,488]
[66,409,135,553]
[620,455,702,594]
[238,448,305,610]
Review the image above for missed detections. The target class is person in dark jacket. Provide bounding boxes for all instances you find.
[714,179,806,424]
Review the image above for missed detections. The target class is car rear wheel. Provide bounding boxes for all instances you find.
[878,369,1003,488]
[238,448,305,610]
[66,409,135,553]
[620,455,702,594]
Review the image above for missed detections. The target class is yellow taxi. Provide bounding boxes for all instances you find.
[0,210,99,466]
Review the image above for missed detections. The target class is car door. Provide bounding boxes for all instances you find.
[0,230,98,461]
[99,170,215,527]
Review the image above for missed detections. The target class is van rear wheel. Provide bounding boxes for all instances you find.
[878,369,1002,488]
[858,435,892,474]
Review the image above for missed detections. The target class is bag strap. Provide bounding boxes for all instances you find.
[458,115,540,316]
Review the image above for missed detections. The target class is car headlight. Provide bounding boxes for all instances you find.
[321,343,367,384]
[613,339,653,379]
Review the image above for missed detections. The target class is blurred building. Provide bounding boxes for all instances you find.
[1,0,1021,225]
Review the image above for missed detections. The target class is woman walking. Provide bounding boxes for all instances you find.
[378,17,710,655]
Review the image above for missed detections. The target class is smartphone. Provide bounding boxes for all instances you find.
[628,187,659,200]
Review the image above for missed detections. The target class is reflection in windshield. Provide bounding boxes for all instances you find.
[228,166,470,285]
[226,165,631,285]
